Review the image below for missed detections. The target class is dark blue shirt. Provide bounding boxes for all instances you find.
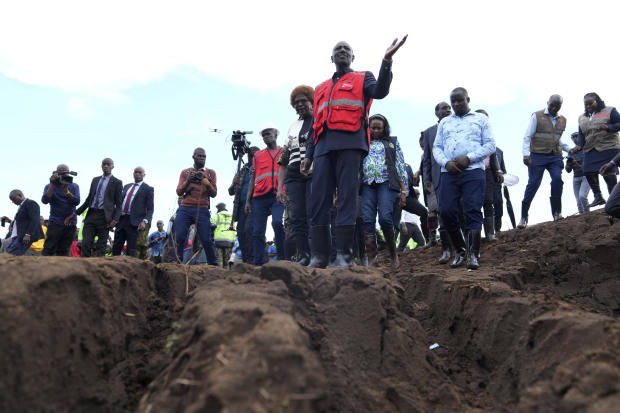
[41,183,80,225]
[308,60,393,159]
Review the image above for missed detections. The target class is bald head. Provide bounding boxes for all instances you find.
[133,166,145,183]
[193,147,206,169]
[331,41,354,70]
[547,94,563,117]
[9,189,24,205]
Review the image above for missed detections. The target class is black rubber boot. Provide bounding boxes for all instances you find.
[295,234,310,266]
[309,226,330,268]
[586,174,606,207]
[448,231,466,268]
[438,230,453,264]
[466,230,481,270]
[382,226,400,270]
[550,196,563,221]
[364,231,378,267]
[422,228,438,249]
[331,225,356,268]
[483,216,496,241]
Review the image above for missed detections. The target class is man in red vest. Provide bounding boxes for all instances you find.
[300,36,407,268]
[245,124,285,265]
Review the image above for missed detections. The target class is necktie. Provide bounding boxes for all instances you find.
[123,184,138,213]
[92,178,104,208]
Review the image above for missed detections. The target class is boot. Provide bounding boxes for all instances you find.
[364,231,379,267]
[483,216,496,241]
[382,226,400,270]
[309,226,330,268]
[422,228,438,249]
[586,175,606,207]
[550,196,563,221]
[438,231,453,264]
[448,231,466,268]
[466,230,481,270]
[331,225,356,268]
[295,234,310,266]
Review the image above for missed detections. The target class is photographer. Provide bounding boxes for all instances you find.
[41,164,80,256]
[228,145,259,264]
[147,220,167,263]
[173,147,218,265]
[2,190,45,256]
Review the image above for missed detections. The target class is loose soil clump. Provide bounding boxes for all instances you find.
[1,211,618,412]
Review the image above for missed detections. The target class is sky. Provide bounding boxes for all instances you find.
[1,0,619,238]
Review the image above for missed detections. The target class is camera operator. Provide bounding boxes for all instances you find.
[1,190,45,256]
[148,220,167,263]
[228,145,259,264]
[173,147,218,265]
[41,164,80,256]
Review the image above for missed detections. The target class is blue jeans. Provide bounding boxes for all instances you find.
[174,206,218,265]
[522,153,564,207]
[361,182,399,233]
[439,169,486,232]
[7,237,32,256]
[572,176,591,214]
[252,194,285,265]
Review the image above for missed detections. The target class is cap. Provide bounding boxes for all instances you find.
[259,123,279,135]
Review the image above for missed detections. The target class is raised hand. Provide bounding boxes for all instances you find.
[385,35,408,61]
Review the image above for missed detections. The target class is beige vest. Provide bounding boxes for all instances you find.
[578,106,620,152]
[530,110,566,156]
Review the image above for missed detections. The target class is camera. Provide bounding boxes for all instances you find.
[231,130,253,160]
[51,170,78,185]
[190,170,204,184]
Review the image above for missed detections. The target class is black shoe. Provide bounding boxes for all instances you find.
[517,217,528,229]
[330,225,356,268]
[587,195,606,208]
[438,231,453,264]
[448,231,466,268]
[466,230,481,270]
[309,226,330,268]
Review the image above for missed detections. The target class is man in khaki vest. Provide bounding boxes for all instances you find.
[518,95,573,228]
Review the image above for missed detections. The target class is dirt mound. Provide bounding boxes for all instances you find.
[1,211,619,412]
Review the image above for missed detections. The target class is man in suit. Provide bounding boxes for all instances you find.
[71,158,123,257]
[112,166,154,257]
[1,189,45,256]
[422,101,453,263]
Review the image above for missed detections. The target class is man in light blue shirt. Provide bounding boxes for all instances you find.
[433,87,496,269]
[518,95,571,228]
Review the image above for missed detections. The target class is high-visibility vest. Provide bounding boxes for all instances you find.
[211,211,235,247]
[313,71,372,143]
[253,148,282,197]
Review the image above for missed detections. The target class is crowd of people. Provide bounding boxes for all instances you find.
[3,37,620,271]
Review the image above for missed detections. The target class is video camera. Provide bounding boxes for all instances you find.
[231,130,253,161]
[51,170,78,185]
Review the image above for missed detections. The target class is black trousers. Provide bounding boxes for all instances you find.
[42,222,76,256]
[81,209,110,257]
[393,195,429,240]
[112,215,138,256]
[483,168,496,217]
[398,222,425,250]
[286,177,312,238]
[236,203,253,264]
[311,150,362,227]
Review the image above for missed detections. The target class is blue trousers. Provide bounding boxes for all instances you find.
[311,150,363,227]
[7,237,33,256]
[522,153,564,208]
[174,206,218,265]
[361,182,399,232]
[439,169,485,232]
[252,194,285,265]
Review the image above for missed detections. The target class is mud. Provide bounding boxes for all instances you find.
[1,211,619,412]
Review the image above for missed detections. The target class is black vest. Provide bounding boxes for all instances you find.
[379,136,401,192]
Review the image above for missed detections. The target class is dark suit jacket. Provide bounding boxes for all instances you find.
[422,123,442,192]
[15,199,44,242]
[496,147,506,174]
[76,175,123,223]
[121,182,154,227]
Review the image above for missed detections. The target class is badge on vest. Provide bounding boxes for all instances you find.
[389,143,395,149]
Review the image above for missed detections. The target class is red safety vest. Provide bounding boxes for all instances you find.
[253,148,282,197]
[313,71,372,144]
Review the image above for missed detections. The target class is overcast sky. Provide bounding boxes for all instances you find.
[1,0,618,238]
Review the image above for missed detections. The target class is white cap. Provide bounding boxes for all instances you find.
[259,123,279,135]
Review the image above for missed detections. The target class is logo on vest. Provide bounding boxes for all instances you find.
[389,143,395,149]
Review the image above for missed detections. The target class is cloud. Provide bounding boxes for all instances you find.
[2,0,619,109]
[67,97,93,119]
